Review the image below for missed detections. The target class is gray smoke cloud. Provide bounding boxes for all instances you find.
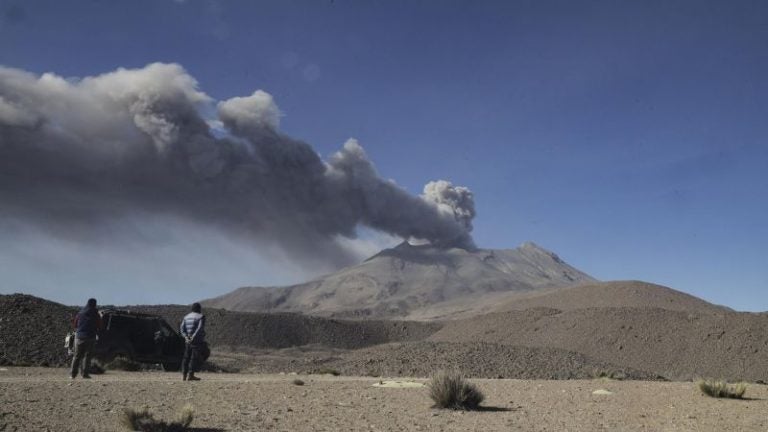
[0,63,475,266]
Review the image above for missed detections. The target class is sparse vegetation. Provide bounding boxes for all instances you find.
[592,368,626,381]
[697,379,747,399]
[292,378,305,386]
[120,405,194,432]
[315,367,340,376]
[428,371,484,410]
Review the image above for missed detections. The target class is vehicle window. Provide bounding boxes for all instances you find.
[159,321,175,337]
[107,315,130,332]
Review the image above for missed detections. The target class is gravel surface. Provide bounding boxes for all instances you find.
[325,342,659,380]
[1,367,767,432]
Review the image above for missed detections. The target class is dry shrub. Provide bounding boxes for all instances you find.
[428,371,484,410]
[120,405,194,432]
[592,368,626,381]
[697,379,747,399]
[292,378,305,386]
[315,367,340,376]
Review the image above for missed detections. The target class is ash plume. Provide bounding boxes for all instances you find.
[0,63,475,266]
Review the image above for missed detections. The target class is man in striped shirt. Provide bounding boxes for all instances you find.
[179,302,206,381]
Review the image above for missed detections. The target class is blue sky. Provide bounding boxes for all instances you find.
[1,0,766,310]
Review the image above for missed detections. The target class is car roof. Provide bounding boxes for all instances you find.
[100,308,163,319]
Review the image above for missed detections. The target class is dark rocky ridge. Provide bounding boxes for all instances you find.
[0,294,74,367]
[0,293,438,367]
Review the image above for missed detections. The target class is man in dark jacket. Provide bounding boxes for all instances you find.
[179,302,206,381]
[70,298,102,379]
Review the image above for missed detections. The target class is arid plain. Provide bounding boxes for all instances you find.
[2,367,767,432]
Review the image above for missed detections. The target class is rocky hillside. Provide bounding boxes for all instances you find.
[203,241,596,320]
[430,305,768,381]
[0,293,438,367]
[493,280,731,313]
[0,294,75,367]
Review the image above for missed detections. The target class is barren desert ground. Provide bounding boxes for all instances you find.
[1,368,767,431]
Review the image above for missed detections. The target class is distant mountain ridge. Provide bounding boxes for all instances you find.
[203,241,597,320]
[492,280,731,314]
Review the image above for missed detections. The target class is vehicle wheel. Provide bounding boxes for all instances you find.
[98,344,132,365]
[162,362,181,372]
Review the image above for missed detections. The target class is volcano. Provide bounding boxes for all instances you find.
[203,241,596,320]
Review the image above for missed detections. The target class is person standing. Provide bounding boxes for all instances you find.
[179,302,206,381]
[70,298,102,379]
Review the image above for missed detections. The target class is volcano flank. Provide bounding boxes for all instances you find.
[203,241,596,320]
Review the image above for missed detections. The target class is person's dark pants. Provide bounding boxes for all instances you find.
[70,337,95,378]
[181,343,201,378]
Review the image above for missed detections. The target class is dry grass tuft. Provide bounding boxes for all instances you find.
[592,368,626,381]
[428,371,484,410]
[697,379,747,399]
[120,405,194,432]
[176,405,194,429]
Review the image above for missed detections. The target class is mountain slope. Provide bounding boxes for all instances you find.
[203,241,596,319]
[429,306,766,381]
[493,280,730,313]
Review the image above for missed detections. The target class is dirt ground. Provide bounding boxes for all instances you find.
[1,368,766,432]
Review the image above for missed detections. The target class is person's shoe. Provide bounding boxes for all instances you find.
[187,374,200,381]
[182,373,187,381]
[69,375,76,380]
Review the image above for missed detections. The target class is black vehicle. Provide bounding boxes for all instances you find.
[66,309,186,371]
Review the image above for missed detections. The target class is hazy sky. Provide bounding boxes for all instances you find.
[1,0,766,310]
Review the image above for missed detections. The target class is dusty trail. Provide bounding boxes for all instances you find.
[1,368,766,431]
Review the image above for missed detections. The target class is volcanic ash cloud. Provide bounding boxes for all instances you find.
[0,63,475,265]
